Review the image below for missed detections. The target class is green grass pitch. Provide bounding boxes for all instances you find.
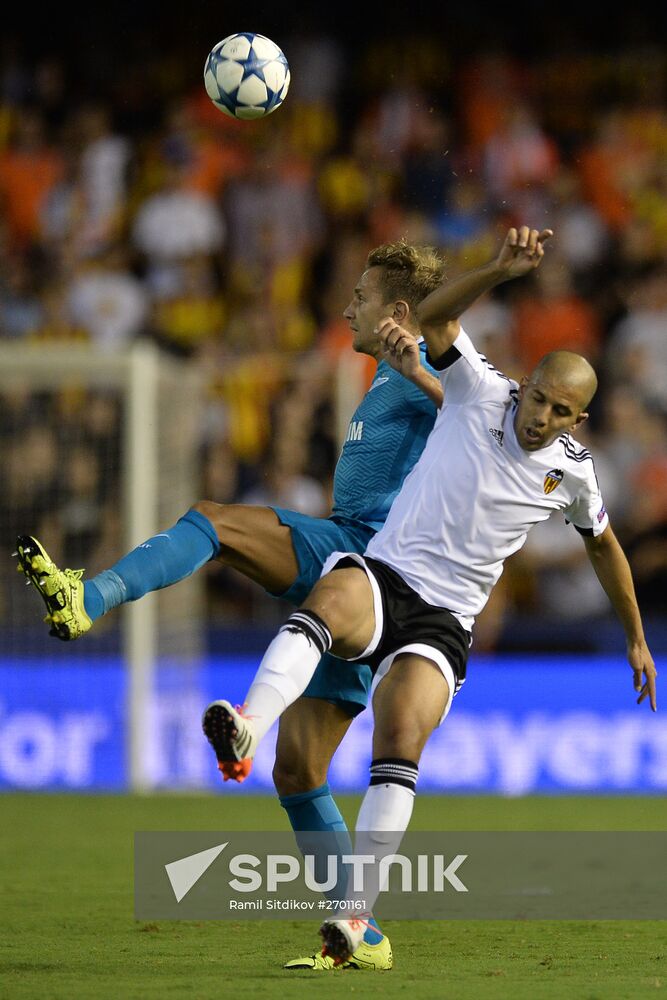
[1,794,665,999]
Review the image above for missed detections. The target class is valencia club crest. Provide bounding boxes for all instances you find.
[544,469,564,494]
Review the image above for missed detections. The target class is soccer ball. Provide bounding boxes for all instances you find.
[204,33,290,120]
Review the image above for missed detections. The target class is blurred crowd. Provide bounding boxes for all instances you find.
[2,31,667,646]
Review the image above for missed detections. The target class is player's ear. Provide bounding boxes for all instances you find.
[572,411,589,431]
[393,300,409,324]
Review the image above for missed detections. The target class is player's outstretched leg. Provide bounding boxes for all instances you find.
[201,701,258,783]
[15,509,220,640]
[15,535,92,641]
[16,504,298,642]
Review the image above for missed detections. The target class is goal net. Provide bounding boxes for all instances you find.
[0,342,205,789]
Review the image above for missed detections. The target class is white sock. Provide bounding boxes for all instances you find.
[244,614,331,742]
[356,780,416,834]
[243,683,291,743]
[338,764,417,920]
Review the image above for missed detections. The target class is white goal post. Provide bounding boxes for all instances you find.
[0,342,204,790]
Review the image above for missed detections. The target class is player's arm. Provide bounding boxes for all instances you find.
[378,325,444,407]
[583,526,657,711]
[415,226,554,360]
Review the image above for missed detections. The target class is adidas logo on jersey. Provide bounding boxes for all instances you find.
[488,427,504,447]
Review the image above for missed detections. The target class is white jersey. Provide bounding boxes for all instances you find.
[365,330,609,630]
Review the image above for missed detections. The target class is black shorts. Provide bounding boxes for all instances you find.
[328,553,470,693]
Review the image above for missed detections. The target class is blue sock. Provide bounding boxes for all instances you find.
[83,509,220,621]
[280,782,384,946]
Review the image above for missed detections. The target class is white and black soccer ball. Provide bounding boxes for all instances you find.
[204,32,290,120]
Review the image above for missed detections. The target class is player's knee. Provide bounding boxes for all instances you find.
[373,716,432,763]
[304,571,372,654]
[192,499,225,534]
[191,499,239,553]
[272,752,327,797]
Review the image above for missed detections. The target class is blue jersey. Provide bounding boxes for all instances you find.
[331,343,438,531]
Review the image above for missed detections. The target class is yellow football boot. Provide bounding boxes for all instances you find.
[284,933,393,971]
[16,535,92,641]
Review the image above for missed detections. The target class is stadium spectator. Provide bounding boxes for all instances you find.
[77,104,132,253]
[457,51,522,153]
[147,254,224,358]
[547,168,612,292]
[29,280,88,344]
[510,252,602,372]
[0,253,44,339]
[131,151,225,298]
[607,267,667,411]
[66,245,149,352]
[482,102,559,219]
[223,144,324,272]
[431,178,496,267]
[159,98,248,199]
[0,110,63,250]
[577,110,636,233]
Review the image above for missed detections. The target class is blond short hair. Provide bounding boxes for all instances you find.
[367,239,446,311]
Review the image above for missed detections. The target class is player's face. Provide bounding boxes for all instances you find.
[515,373,589,451]
[343,268,394,356]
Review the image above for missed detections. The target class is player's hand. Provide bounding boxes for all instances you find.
[628,641,657,711]
[496,226,553,278]
[377,319,422,379]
